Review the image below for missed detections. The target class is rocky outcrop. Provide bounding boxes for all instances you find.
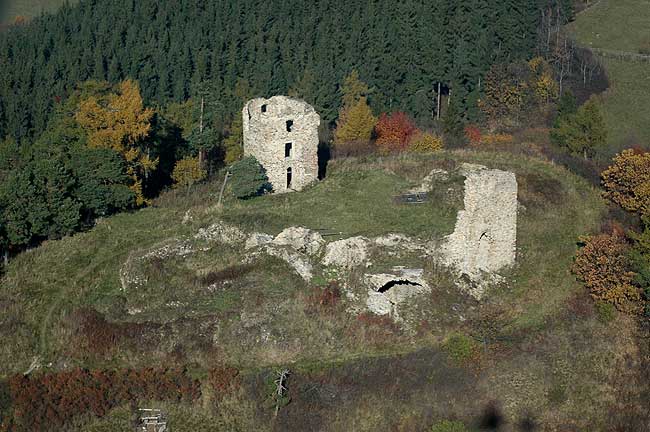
[441,163,517,298]
[262,245,313,281]
[322,236,370,269]
[194,222,246,244]
[243,96,320,193]
[272,226,324,256]
[245,232,274,250]
[364,268,430,318]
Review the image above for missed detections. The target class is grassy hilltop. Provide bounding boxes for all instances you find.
[2,151,632,431]
[570,0,650,150]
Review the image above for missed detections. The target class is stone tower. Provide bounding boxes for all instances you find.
[242,96,320,193]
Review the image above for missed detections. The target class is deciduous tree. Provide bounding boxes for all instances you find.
[75,79,157,205]
[375,112,418,154]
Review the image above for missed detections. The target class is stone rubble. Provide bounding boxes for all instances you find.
[271,226,324,256]
[194,222,247,244]
[321,236,370,269]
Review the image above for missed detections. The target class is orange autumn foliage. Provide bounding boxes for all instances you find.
[374,112,418,154]
[572,233,641,311]
[601,148,650,215]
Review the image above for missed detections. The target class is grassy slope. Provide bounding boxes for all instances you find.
[0,0,76,24]
[570,0,650,148]
[2,151,621,430]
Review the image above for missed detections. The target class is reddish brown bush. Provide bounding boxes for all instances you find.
[305,282,341,314]
[572,233,642,312]
[207,366,241,402]
[4,367,200,431]
[70,308,150,357]
[464,124,482,147]
[374,112,419,154]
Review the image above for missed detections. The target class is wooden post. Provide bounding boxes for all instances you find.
[199,96,205,167]
[217,171,230,207]
[436,82,441,120]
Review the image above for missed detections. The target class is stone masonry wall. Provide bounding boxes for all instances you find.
[242,96,320,192]
[442,163,517,280]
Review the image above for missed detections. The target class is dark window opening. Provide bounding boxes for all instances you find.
[286,167,292,189]
[377,279,422,294]
[261,104,267,113]
[285,142,292,158]
[286,119,293,132]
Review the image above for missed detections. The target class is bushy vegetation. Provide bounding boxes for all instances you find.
[430,420,468,432]
[572,233,640,312]
[228,156,270,199]
[442,333,478,364]
[1,368,200,431]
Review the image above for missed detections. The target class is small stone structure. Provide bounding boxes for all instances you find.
[442,163,517,297]
[243,96,320,192]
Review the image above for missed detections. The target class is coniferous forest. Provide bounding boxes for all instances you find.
[0,0,572,141]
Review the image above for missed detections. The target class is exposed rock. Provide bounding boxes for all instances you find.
[181,210,193,224]
[243,96,320,193]
[408,168,450,193]
[263,245,313,281]
[374,233,428,253]
[245,232,274,250]
[442,163,517,298]
[364,268,430,318]
[322,236,370,269]
[142,240,195,260]
[272,226,324,255]
[194,222,246,244]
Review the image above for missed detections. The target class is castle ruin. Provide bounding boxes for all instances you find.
[242,96,320,192]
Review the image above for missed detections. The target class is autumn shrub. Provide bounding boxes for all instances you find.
[601,148,650,214]
[349,312,401,346]
[172,156,207,191]
[572,233,641,311]
[442,333,477,364]
[305,282,341,314]
[482,133,514,147]
[464,125,482,147]
[71,308,150,357]
[5,368,200,431]
[374,112,419,154]
[207,366,241,402]
[409,132,443,153]
[229,156,270,198]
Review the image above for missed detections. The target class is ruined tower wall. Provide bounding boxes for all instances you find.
[242,96,320,192]
[442,164,518,278]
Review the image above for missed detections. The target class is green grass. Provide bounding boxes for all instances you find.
[0,151,634,431]
[570,0,650,148]
[572,0,650,53]
[0,0,76,24]
[0,151,606,376]
[221,155,464,239]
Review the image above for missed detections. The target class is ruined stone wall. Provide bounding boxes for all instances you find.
[242,96,320,192]
[442,164,517,281]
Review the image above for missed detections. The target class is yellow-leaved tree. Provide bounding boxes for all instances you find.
[602,149,650,215]
[172,156,207,194]
[334,97,377,146]
[75,79,156,205]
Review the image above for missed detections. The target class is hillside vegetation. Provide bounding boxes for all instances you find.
[571,0,650,149]
[1,151,627,430]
